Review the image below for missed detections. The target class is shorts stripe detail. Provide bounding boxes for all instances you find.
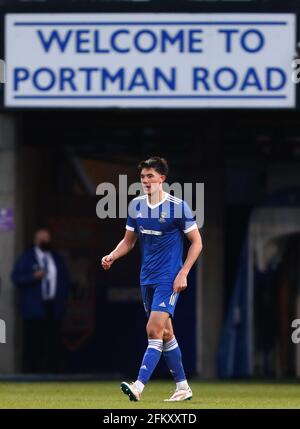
[169,292,177,306]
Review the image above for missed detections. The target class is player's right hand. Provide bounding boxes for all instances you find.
[101,254,115,270]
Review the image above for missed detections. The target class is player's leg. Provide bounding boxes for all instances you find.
[163,318,193,401]
[121,310,170,401]
[147,283,192,401]
[137,311,170,387]
[121,284,168,402]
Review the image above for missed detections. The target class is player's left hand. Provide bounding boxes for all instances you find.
[173,271,187,293]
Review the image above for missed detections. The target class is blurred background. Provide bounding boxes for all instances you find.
[0,0,300,382]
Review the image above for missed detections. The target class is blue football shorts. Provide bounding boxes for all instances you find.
[140,282,180,318]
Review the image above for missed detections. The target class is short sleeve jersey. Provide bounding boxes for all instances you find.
[126,192,197,285]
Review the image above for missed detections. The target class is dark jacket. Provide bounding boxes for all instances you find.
[11,247,71,320]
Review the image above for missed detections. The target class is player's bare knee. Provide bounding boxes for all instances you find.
[146,322,164,339]
[163,328,173,342]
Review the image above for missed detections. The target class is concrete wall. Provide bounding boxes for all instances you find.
[0,113,20,373]
[193,125,224,378]
[200,167,224,378]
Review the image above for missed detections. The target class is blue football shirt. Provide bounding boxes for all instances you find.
[126,192,197,285]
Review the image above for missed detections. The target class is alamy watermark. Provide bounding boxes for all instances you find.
[0,62,8,344]
[0,319,6,344]
[291,319,300,344]
[96,176,204,228]
[0,278,6,344]
[0,59,6,84]
[292,59,300,84]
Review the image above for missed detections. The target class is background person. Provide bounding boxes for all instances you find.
[11,229,71,373]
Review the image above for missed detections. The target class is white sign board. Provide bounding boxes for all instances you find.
[5,13,296,108]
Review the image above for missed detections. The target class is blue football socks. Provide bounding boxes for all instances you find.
[163,337,187,382]
[137,339,163,385]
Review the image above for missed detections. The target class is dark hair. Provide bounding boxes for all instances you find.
[138,156,168,177]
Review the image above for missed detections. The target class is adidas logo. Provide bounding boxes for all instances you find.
[159,302,166,308]
[141,365,148,370]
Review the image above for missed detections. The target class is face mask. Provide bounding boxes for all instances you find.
[39,241,52,252]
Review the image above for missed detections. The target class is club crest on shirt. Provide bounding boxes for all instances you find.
[158,211,167,223]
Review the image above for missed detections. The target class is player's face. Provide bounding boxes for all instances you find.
[140,168,165,195]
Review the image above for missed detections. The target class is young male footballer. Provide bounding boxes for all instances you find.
[101,156,202,402]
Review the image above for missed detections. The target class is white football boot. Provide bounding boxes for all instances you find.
[120,382,141,402]
[164,387,193,402]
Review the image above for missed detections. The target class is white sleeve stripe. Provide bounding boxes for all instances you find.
[168,195,182,203]
[126,225,135,231]
[166,197,181,205]
[183,223,198,234]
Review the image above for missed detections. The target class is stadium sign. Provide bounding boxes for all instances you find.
[5,13,296,108]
